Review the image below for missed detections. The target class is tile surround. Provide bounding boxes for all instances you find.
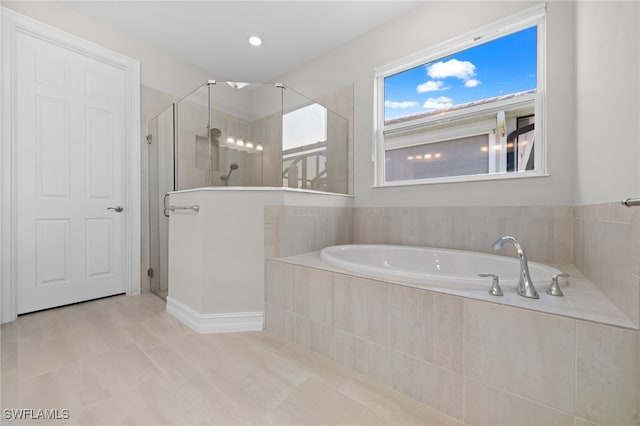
[464,302,576,414]
[574,202,640,327]
[263,202,639,423]
[463,378,574,426]
[318,85,355,196]
[264,205,353,259]
[352,205,574,265]
[265,257,640,424]
[268,201,639,329]
[575,321,640,425]
[388,285,420,357]
[265,203,640,425]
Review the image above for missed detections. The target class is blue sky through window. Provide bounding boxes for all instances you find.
[384,26,537,121]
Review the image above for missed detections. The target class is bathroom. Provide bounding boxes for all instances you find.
[1,1,638,425]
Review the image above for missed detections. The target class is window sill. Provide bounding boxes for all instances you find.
[373,170,549,188]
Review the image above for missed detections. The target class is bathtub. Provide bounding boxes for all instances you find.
[320,244,564,290]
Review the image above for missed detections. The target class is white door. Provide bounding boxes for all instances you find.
[15,26,127,314]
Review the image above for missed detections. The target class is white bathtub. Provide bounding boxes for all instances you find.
[320,244,564,290]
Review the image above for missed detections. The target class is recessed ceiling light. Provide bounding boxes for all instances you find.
[248,36,262,47]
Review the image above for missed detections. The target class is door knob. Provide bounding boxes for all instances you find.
[107,206,124,213]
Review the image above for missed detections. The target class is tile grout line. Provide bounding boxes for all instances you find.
[143,348,212,419]
[573,318,578,421]
[333,379,434,426]
[465,377,576,420]
[16,320,21,408]
[461,298,467,424]
[16,297,162,373]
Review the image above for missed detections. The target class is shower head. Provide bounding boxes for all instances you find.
[221,163,239,186]
[210,128,222,139]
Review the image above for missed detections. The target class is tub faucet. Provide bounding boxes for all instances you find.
[490,236,539,299]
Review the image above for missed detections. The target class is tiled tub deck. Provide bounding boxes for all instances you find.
[265,252,640,425]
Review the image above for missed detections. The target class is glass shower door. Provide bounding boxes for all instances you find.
[175,83,211,190]
[148,105,174,300]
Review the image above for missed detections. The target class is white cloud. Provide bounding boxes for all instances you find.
[427,59,476,81]
[465,79,481,88]
[416,80,447,93]
[423,96,453,110]
[385,100,418,109]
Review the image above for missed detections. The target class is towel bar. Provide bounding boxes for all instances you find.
[167,205,200,213]
[622,198,640,207]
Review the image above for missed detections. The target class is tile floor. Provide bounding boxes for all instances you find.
[0,294,460,425]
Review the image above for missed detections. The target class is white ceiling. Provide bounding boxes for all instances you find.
[64,1,422,83]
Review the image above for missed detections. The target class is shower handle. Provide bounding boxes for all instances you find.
[163,193,170,217]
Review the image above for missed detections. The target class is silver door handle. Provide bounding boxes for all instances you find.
[107,206,124,212]
[163,193,170,218]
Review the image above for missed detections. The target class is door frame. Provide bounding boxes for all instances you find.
[0,7,141,323]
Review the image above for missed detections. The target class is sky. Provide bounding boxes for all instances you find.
[384,26,537,121]
[282,103,327,150]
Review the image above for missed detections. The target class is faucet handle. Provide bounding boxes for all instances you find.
[546,273,570,297]
[479,273,503,297]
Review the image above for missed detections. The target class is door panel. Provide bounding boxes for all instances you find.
[36,219,70,286]
[86,107,115,199]
[37,96,70,198]
[16,27,127,314]
[86,218,113,278]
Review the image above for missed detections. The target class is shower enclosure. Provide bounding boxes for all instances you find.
[147,81,349,300]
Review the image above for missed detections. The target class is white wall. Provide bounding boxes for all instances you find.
[1,1,211,97]
[277,1,578,207]
[167,188,352,319]
[575,1,640,206]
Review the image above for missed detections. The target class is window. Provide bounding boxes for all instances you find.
[282,103,329,189]
[283,103,327,151]
[374,5,546,186]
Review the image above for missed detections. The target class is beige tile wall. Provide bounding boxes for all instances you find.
[265,259,640,425]
[265,202,637,327]
[249,111,282,187]
[264,206,353,259]
[574,202,640,327]
[316,85,354,195]
[353,206,574,265]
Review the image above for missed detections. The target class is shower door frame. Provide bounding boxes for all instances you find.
[148,104,176,300]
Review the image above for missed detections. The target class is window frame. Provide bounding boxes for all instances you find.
[373,4,547,187]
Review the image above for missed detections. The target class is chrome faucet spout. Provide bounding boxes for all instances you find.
[490,236,539,299]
